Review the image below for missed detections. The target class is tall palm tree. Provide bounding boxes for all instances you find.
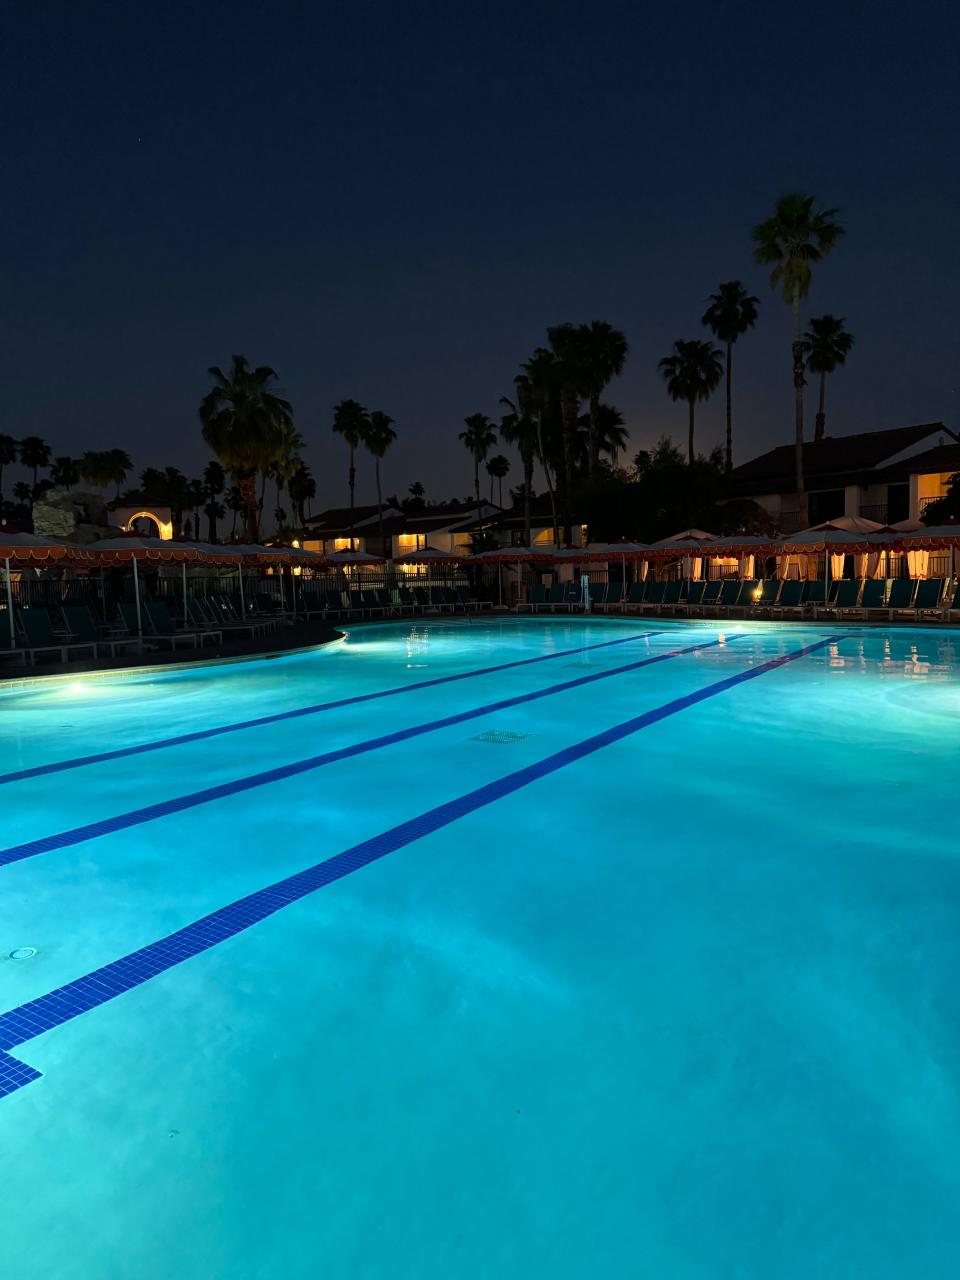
[186,478,206,541]
[752,193,844,499]
[225,484,246,539]
[79,450,115,493]
[498,399,539,544]
[163,467,190,536]
[19,436,51,494]
[269,421,305,534]
[547,324,593,541]
[702,281,759,471]
[800,315,855,440]
[331,399,369,547]
[49,456,81,488]
[199,355,293,542]
[658,340,724,465]
[576,321,629,474]
[288,462,316,526]
[0,434,17,500]
[364,410,397,554]
[103,448,133,498]
[519,349,563,544]
[459,414,497,524]
[485,454,510,506]
[202,460,226,541]
[577,404,628,471]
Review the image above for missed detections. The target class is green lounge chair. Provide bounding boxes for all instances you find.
[588,582,606,607]
[913,578,943,616]
[886,578,916,618]
[803,580,827,617]
[639,580,665,613]
[725,580,759,615]
[657,580,683,613]
[16,606,97,664]
[940,581,960,621]
[601,582,624,610]
[705,578,741,616]
[859,579,886,616]
[752,579,781,612]
[770,579,804,615]
[144,600,207,648]
[60,605,140,658]
[520,582,548,612]
[825,579,861,617]
[681,581,707,614]
[625,582,646,609]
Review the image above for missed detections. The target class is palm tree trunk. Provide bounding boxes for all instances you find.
[815,371,827,442]
[207,506,217,543]
[560,390,578,543]
[688,399,695,466]
[474,460,482,526]
[725,340,733,471]
[536,416,560,546]
[240,473,259,542]
[792,286,806,510]
[348,446,356,548]
[498,476,504,506]
[588,393,600,475]
[376,458,385,557]
[523,455,533,544]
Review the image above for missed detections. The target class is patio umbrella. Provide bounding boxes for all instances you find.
[0,533,95,650]
[466,545,555,607]
[88,537,200,641]
[392,546,463,565]
[780,526,872,600]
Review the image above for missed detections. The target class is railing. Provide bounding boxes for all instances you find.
[858,504,888,524]
[919,496,942,516]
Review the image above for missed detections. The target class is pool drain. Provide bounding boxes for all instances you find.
[470,729,533,745]
[9,947,37,960]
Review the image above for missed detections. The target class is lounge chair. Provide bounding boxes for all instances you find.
[913,578,944,618]
[624,582,646,610]
[886,578,916,619]
[639,580,666,614]
[60,604,141,658]
[823,579,861,619]
[598,582,623,612]
[751,579,781,613]
[704,578,741,616]
[940,581,960,622]
[770,579,804,616]
[144,600,209,648]
[16,606,98,664]
[680,581,706,614]
[519,582,548,612]
[724,580,759,616]
[564,583,583,611]
[588,582,606,608]
[802,580,827,618]
[396,587,418,613]
[657,580,683,614]
[859,579,887,619]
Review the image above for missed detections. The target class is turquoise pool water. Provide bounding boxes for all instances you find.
[2,617,960,1277]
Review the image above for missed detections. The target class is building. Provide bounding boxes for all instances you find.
[726,422,958,531]
[300,501,502,558]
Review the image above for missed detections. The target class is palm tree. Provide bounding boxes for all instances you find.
[185,478,206,542]
[103,448,133,498]
[49,456,81,488]
[658,340,724,464]
[225,484,246,539]
[752,193,844,499]
[459,414,497,524]
[269,421,305,534]
[0,434,17,500]
[12,480,32,507]
[800,315,855,440]
[199,355,293,542]
[498,400,539,544]
[331,399,369,547]
[163,467,190,536]
[547,324,593,541]
[485,454,511,506]
[702,281,759,471]
[576,404,628,471]
[79,450,115,493]
[202,460,226,541]
[363,410,397,556]
[576,321,629,474]
[288,462,316,526]
[19,436,51,493]
[518,349,563,544]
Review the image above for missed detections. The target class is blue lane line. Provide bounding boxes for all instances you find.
[0,629,666,787]
[0,635,734,870]
[0,634,845,1096]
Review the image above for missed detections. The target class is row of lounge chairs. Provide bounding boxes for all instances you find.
[520,577,960,622]
[299,586,490,621]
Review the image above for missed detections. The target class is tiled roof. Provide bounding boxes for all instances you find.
[726,423,953,496]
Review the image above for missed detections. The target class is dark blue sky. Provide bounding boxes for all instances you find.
[2,0,957,510]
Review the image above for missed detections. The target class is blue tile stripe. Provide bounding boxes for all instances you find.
[0,634,735,871]
[0,629,666,786]
[0,633,844,1097]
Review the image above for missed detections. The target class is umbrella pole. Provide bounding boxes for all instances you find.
[132,555,143,646]
[498,563,502,608]
[238,563,245,616]
[182,561,188,624]
[824,548,830,619]
[621,553,626,612]
[4,556,14,650]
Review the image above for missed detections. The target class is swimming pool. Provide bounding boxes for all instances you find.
[2,617,959,1277]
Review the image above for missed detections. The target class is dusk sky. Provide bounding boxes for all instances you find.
[2,0,957,511]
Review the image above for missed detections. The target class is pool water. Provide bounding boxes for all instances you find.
[2,617,960,1277]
